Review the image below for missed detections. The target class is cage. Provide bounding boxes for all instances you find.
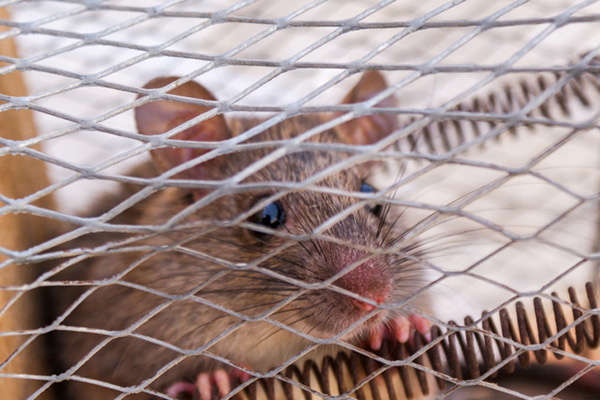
[1,1,600,399]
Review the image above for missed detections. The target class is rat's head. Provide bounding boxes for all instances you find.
[134,73,418,341]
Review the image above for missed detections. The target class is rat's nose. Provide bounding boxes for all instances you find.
[334,253,392,312]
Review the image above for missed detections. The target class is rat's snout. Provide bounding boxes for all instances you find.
[332,252,392,313]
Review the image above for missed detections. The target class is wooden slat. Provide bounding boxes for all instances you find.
[0,7,57,399]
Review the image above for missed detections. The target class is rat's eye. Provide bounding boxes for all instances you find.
[360,183,375,193]
[360,183,382,217]
[254,201,285,230]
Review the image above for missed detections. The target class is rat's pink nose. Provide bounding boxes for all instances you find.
[335,254,391,311]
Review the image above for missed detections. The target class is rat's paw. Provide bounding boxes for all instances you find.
[367,314,431,351]
[166,368,251,400]
[195,370,232,400]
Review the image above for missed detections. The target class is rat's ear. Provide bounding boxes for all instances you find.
[135,76,231,177]
[335,71,399,145]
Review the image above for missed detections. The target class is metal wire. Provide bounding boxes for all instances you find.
[238,281,600,400]
[1,1,600,399]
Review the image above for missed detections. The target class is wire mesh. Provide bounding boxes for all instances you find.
[1,0,600,399]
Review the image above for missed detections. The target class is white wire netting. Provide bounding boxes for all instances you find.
[1,0,600,399]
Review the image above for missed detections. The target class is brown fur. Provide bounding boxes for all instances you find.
[46,74,424,399]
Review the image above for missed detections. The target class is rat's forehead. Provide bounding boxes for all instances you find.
[222,114,366,184]
[254,150,364,186]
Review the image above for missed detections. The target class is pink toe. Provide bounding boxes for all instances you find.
[214,369,231,398]
[409,314,431,339]
[166,382,196,398]
[196,373,212,400]
[392,315,411,343]
[369,324,385,350]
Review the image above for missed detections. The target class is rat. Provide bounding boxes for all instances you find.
[46,71,431,400]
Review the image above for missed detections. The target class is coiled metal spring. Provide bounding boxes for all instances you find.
[238,282,599,400]
[395,55,600,155]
